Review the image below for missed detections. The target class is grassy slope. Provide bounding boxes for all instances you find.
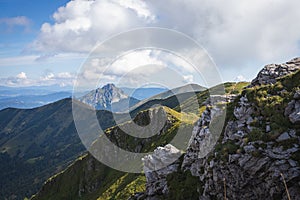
[0,99,121,199]
[31,107,196,200]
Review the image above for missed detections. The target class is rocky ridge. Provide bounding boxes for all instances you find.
[251,57,300,86]
[142,58,300,199]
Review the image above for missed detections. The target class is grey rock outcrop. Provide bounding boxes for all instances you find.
[182,95,233,175]
[251,57,300,87]
[142,144,181,198]
[181,94,300,199]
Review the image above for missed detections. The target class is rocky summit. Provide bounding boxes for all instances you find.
[79,83,139,112]
[251,57,300,87]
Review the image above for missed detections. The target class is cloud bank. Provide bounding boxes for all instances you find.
[31,0,300,68]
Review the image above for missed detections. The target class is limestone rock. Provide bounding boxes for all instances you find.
[142,144,181,198]
[251,57,300,87]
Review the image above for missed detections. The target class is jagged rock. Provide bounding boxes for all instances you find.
[251,57,300,87]
[182,95,231,173]
[142,144,181,198]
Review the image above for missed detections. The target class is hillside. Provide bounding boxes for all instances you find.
[0,98,120,199]
[30,106,197,200]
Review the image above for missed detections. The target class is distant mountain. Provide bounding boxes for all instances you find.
[0,85,72,99]
[0,92,72,110]
[121,87,168,100]
[79,83,140,112]
[129,83,207,114]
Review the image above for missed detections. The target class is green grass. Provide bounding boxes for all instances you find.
[31,105,195,200]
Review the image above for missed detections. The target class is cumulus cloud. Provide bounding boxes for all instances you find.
[75,49,202,89]
[31,0,300,69]
[31,0,154,53]
[16,72,27,79]
[0,72,76,87]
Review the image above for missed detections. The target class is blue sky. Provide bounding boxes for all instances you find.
[0,0,299,89]
[0,0,75,79]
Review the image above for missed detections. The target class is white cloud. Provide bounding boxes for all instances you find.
[74,48,205,89]
[42,72,55,80]
[31,0,300,70]
[31,0,153,53]
[16,72,27,79]
[117,0,155,21]
[0,72,76,87]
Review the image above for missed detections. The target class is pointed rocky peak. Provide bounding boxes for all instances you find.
[101,83,116,90]
[79,83,135,110]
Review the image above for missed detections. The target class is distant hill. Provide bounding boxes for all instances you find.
[79,83,140,112]
[0,85,72,99]
[129,83,207,116]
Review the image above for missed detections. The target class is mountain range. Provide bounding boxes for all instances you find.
[0,92,72,110]
[0,84,168,111]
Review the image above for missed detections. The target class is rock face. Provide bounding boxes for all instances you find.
[251,57,300,86]
[79,83,139,112]
[182,95,234,175]
[142,144,181,198]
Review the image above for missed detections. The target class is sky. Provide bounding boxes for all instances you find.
[0,0,300,89]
